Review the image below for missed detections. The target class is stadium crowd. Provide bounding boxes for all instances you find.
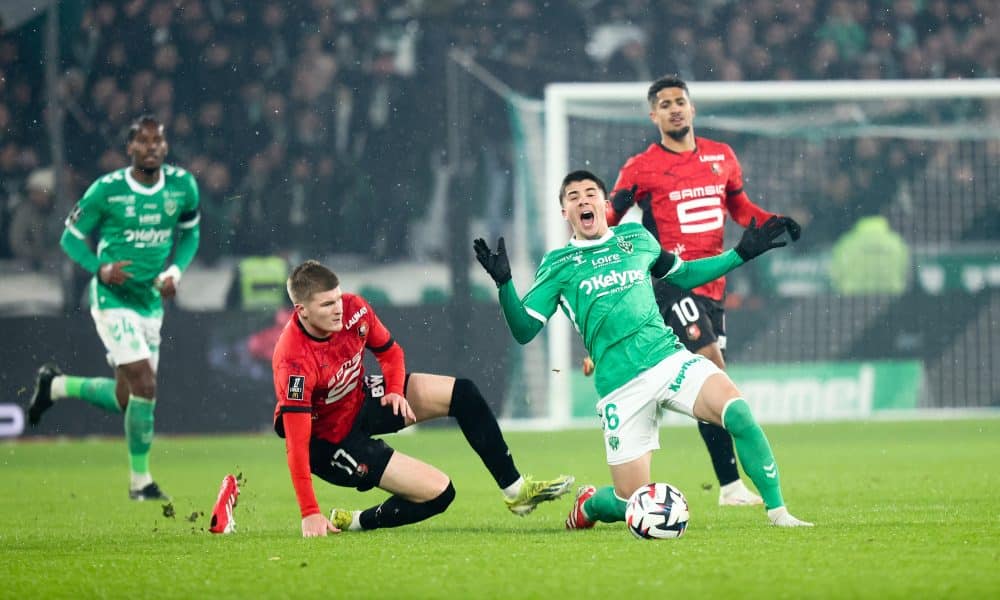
[0,0,997,268]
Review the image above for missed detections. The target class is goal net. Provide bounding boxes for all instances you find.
[503,79,1000,427]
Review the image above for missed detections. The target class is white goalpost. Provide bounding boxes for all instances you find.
[539,78,1000,428]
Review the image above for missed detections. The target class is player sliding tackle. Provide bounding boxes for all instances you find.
[474,170,812,528]
[271,260,573,537]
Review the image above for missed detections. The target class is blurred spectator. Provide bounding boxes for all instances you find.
[816,0,867,62]
[0,0,997,272]
[7,168,59,269]
[830,216,911,295]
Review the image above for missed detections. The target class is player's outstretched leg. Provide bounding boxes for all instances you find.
[350,483,456,531]
[28,362,123,426]
[442,377,573,514]
[722,398,812,527]
[505,474,575,516]
[27,363,62,426]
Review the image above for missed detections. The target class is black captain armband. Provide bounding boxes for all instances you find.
[178,209,200,224]
[651,251,678,279]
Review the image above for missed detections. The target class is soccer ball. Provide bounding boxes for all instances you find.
[625,483,689,539]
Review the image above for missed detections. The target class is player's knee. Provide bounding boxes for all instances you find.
[424,481,456,516]
[129,376,156,400]
[448,378,488,418]
[721,398,758,437]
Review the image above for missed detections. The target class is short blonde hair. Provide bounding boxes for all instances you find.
[287,260,340,304]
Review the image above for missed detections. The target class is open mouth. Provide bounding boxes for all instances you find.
[580,209,595,228]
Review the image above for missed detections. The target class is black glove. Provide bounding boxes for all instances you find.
[610,185,638,214]
[473,237,512,287]
[734,216,788,261]
[776,215,802,241]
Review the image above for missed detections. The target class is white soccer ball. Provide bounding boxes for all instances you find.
[625,483,689,539]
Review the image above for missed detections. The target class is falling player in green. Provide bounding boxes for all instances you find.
[27,115,200,501]
[474,170,812,528]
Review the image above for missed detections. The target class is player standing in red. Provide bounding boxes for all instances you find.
[606,75,801,506]
[272,260,573,537]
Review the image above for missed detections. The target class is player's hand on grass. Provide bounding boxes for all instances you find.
[473,237,512,287]
[99,260,133,285]
[301,513,340,537]
[381,392,416,424]
[776,215,802,241]
[734,216,788,261]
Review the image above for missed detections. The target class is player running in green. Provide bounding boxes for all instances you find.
[27,115,200,501]
[474,170,812,528]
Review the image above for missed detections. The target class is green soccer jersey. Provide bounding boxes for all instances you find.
[63,165,200,316]
[498,221,747,397]
[520,222,685,396]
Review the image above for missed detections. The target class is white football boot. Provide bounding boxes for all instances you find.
[718,479,764,506]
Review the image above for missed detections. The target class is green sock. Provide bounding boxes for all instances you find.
[125,396,155,476]
[64,376,121,413]
[723,398,785,510]
[584,486,628,523]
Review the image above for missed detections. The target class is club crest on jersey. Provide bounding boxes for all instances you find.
[686,324,702,341]
[164,198,178,216]
[617,239,634,254]
[710,162,722,175]
[358,323,368,338]
[286,375,306,400]
[345,306,368,331]
[572,253,585,265]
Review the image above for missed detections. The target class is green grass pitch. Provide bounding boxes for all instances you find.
[3,419,998,598]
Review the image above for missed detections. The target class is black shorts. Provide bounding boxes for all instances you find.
[309,375,408,492]
[653,280,726,353]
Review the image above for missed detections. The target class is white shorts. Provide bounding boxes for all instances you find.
[90,307,162,371]
[596,350,722,465]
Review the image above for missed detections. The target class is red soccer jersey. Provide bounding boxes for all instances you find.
[272,293,405,518]
[271,293,400,445]
[609,137,774,301]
